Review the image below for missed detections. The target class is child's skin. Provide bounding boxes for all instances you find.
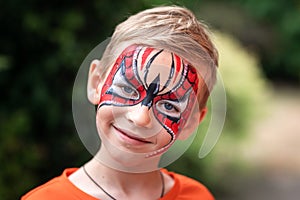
[68,45,207,199]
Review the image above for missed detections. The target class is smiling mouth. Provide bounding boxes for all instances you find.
[112,125,152,144]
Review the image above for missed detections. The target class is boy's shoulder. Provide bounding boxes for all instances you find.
[162,169,215,200]
[21,168,95,200]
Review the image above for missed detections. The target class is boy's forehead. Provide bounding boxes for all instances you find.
[133,46,185,90]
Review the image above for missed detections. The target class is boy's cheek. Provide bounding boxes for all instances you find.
[158,131,173,147]
[176,107,204,141]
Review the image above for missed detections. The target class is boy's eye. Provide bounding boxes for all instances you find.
[110,84,139,100]
[164,102,176,111]
[156,100,181,118]
[123,86,134,94]
[107,67,140,100]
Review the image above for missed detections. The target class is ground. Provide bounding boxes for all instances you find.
[220,84,300,200]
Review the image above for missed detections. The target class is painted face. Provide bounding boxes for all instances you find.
[98,45,199,154]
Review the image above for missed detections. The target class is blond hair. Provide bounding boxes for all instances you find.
[100,5,218,109]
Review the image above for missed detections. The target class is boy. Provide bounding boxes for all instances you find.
[22,5,218,200]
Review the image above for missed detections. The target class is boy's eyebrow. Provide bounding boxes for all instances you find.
[168,88,192,102]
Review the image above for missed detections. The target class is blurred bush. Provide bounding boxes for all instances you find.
[192,0,300,83]
[167,31,269,194]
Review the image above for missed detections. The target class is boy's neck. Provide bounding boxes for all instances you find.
[94,144,162,173]
[80,158,168,199]
[87,158,160,186]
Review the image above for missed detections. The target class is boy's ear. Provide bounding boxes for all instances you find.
[87,59,102,105]
[177,107,207,140]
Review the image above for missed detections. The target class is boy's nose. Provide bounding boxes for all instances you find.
[126,105,152,128]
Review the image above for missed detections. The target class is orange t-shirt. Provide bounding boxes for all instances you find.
[21,168,214,200]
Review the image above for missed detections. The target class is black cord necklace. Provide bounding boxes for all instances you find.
[83,165,116,200]
[82,165,165,200]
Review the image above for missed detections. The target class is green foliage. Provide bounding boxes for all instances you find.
[237,0,300,82]
[194,0,300,82]
[215,32,269,134]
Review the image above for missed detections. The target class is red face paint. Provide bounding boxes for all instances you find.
[99,45,199,148]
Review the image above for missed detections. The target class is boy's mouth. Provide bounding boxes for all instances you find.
[112,125,152,144]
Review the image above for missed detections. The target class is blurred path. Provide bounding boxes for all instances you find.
[245,85,300,174]
[221,85,300,200]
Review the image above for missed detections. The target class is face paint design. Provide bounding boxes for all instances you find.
[99,45,199,154]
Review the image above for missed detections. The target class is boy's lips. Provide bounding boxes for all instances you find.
[112,125,152,145]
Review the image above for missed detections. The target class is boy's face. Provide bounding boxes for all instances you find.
[91,45,201,157]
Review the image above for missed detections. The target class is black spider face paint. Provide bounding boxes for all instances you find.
[141,75,160,108]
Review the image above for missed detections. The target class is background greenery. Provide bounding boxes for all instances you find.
[0,0,299,199]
